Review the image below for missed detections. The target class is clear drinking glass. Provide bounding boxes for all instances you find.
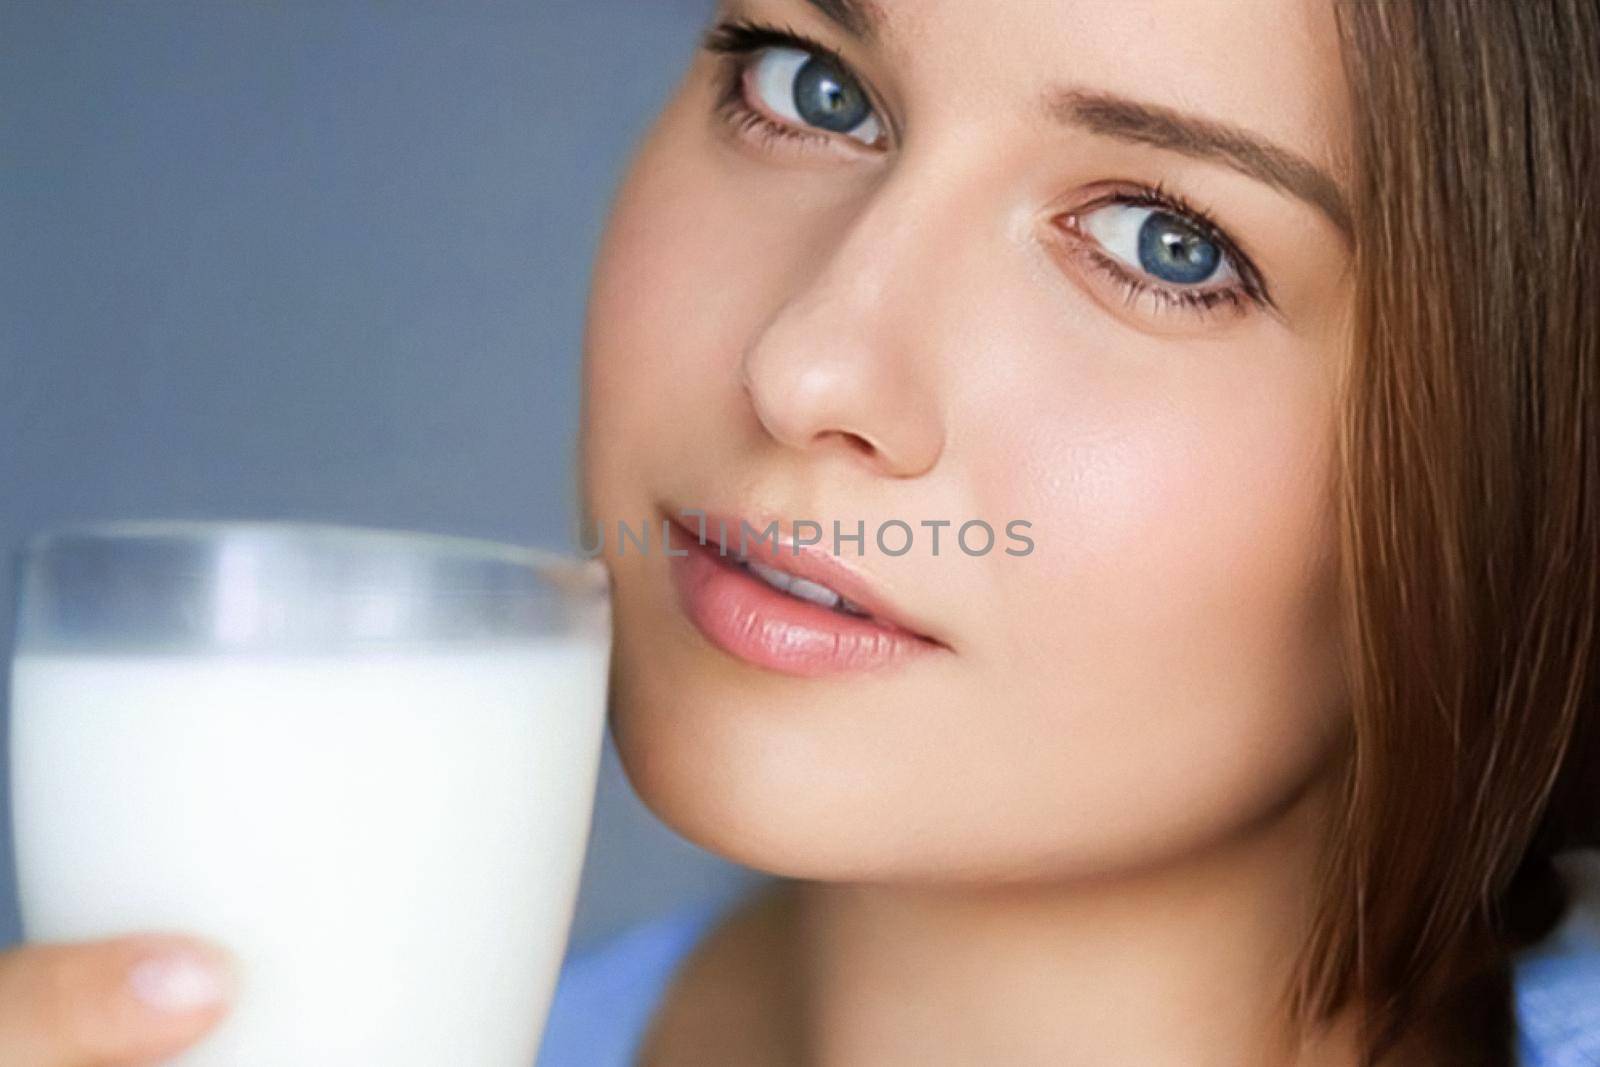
[8,521,611,1066]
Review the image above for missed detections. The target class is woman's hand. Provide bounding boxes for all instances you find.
[0,935,232,1065]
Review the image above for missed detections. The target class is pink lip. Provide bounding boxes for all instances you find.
[663,511,945,677]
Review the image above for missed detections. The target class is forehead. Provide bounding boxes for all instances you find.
[848,0,1350,175]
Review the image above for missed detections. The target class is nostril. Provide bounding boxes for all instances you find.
[825,430,878,458]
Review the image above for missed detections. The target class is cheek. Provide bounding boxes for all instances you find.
[957,338,1347,866]
[581,125,802,519]
[582,143,725,486]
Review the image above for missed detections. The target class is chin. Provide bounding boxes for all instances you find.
[606,627,854,880]
[603,591,944,881]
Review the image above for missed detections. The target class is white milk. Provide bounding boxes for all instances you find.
[10,641,609,1067]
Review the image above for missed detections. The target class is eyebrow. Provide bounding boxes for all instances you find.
[793,2,1352,239]
[801,0,883,43]
[1048,88,1352,238]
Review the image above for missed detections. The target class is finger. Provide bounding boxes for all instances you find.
[0,934,234,1067]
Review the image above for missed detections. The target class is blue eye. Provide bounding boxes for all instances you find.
[749,46,884,146]
[1080,203,1239,289]
[1138,211,1220,284]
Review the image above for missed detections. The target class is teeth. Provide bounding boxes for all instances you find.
[786,576,843,609]
[746,561,798,594]
[741,559,864,616]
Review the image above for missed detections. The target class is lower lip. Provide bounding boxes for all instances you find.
[667,532,935,677]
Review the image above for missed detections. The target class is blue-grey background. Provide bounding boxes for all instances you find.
[0,0,767,952]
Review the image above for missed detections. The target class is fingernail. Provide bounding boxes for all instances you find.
[127,951,230,1013]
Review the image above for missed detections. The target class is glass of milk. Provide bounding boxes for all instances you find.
[8,520,611,1066]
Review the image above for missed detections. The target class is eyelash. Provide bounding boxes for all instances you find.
[1061,187,1273,316]
[699,17,1274,320]
[702,19,868,152]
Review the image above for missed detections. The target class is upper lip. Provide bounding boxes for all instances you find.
[664,506,948,648]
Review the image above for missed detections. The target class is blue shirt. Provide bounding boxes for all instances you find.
[536,896,729,1067]
[537,863,1600,1067]
[1513,854,1600,1065]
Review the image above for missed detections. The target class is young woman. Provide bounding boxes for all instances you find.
[2,0,1594,1064]
[567,0,1600,1062]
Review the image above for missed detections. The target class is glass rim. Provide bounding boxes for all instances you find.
[19,519,608,599]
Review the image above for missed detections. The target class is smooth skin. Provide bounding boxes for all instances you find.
[0,0,1374,1063]
[584,0,1382,1063]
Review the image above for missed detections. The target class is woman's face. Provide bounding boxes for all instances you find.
[582,0,1354,881]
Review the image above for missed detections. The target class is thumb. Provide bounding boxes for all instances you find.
[0,935,233,1066]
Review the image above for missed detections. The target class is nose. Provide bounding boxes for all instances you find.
[739,177,948,480]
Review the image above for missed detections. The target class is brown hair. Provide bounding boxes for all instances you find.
[1289,1,1600,1062]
